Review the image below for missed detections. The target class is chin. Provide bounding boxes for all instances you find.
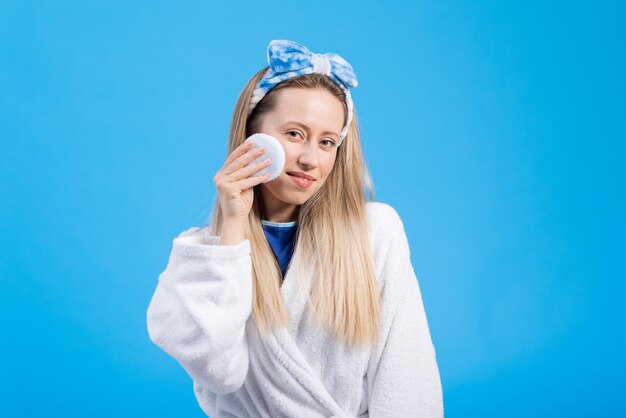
[277,192,311,206]
[269,183,318,205]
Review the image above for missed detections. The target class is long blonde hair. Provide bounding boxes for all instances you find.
[209,67,380,348]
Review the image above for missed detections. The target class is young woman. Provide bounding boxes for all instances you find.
[147,39,443,417]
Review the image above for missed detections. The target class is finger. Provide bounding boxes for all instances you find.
[224,141,254,167]
[216,146,252,180]
[223,146,266,176]
[235,172,271,191]
[225,158,271,182]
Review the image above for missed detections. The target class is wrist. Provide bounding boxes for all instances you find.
[219,217,248,245]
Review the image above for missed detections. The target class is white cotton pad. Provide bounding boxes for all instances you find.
[244,133,286,183]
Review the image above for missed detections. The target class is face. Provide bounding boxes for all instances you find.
[257,87,344,215]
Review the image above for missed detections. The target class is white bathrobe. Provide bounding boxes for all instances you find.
[146,202,443,417]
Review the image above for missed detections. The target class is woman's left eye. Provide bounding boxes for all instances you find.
[321,139,335,147]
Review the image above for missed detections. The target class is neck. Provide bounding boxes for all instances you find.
[260,188,300,222]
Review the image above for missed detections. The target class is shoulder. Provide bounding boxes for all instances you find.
[365,201,408,248]
[364,201,419,311]
[365,201,404,229]
[365,201,412,272]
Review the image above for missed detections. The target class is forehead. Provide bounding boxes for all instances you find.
[264,87,345,134]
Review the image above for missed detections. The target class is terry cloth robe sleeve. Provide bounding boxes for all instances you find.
[146,227,252,395]
[365,204,444,417]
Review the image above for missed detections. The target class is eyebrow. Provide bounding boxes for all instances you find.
[282,121,339,138]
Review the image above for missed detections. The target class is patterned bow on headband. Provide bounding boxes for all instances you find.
[248,39,359,145]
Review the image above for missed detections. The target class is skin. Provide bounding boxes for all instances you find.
[214,87,345,244]
[258,87,345,222]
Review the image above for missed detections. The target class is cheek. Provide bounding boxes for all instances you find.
[278,141,297,164]
[320,153,337,176]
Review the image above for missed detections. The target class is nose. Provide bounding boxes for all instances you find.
[297,141,319,169]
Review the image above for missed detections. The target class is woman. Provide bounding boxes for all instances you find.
[147,39,443,417]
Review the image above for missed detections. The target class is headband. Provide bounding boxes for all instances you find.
[248,39,358,146]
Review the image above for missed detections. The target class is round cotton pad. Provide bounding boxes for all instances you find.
[244,133,286,183]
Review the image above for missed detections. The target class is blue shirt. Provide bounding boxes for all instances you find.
[261,219,298,279]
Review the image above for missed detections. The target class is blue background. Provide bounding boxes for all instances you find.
[1,1,624,416]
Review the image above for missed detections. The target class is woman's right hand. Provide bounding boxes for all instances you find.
[213,141,272,221]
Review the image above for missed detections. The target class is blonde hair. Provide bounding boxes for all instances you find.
[209,67,380,348]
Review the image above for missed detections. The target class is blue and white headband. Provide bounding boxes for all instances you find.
[248,39,358,146]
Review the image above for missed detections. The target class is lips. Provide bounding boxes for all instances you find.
[287,172,315,188]
[287,172,316,181]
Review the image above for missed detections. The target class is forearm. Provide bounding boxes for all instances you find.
[219,217,247,245]
[147,228,253,395]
